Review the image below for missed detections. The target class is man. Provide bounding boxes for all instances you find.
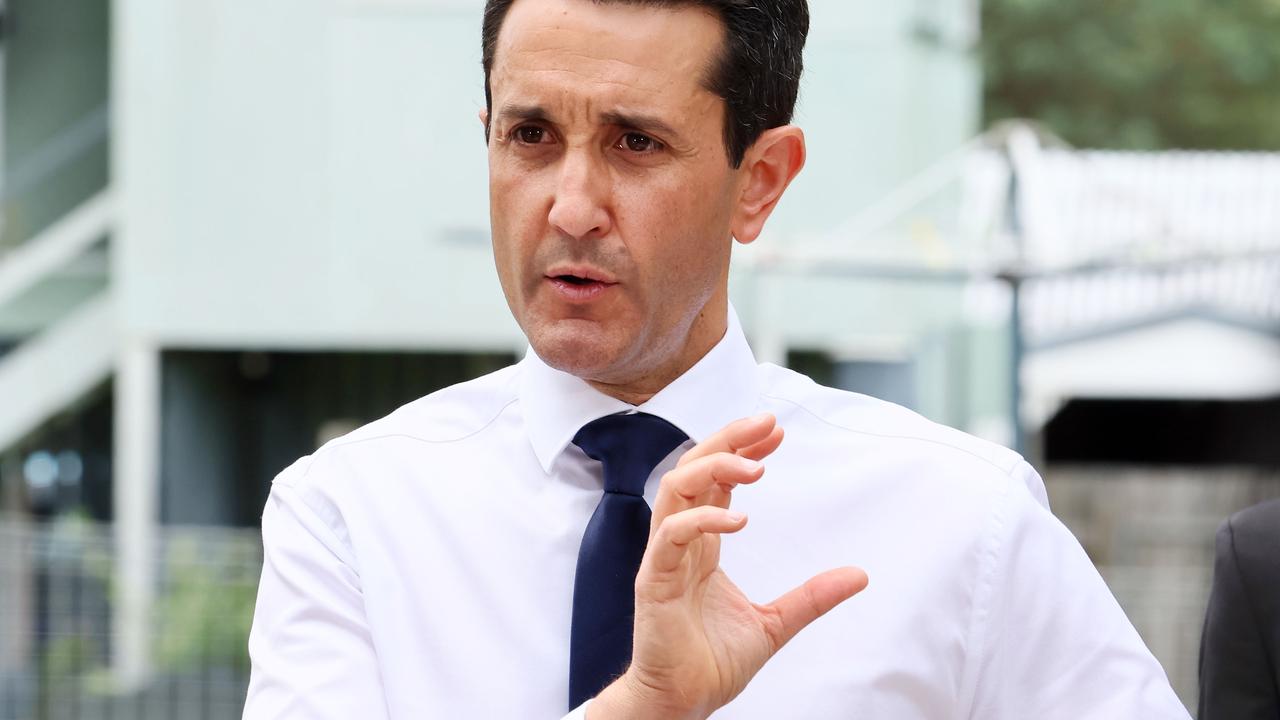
[1199,498,1280,719]
[244,0,1190,717]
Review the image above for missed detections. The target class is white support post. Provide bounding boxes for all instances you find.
[752,270,789,367]
[0,1,6,238]
[112,339,160,691]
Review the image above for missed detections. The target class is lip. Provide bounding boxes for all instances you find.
[546,276,616,303]
[543,266,619,303]
[544,265,618,284]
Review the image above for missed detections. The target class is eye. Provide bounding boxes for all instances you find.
[619,132,663,154]
[514,125,549,144]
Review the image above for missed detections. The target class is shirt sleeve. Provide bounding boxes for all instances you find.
[244,469,594,720]
[963,461,1191,720]
[243,480,390,720]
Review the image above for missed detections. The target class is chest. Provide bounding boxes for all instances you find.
[342,449,989,719]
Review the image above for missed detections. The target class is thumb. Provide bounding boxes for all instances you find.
[760,567,868,653]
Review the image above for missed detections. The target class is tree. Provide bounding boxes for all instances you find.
[982,0,1280,150]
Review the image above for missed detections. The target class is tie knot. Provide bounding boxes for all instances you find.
[572,412,689,496]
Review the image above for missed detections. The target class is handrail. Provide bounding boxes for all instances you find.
[0,291,115,453]
[2,104,110,202]
[0,189,113,309]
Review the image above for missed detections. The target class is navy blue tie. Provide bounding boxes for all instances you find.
[568,412,689,709]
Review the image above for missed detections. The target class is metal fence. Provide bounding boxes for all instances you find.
[0,517,260,720]
[1045,465,1280,712]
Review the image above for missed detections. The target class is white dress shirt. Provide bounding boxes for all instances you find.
[244,309,1190,719]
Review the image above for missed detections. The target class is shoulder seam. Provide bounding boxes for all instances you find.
[277,397,520,490]
[323,397,518,451]
[761,392,1015,476]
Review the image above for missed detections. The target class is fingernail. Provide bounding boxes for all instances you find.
[737,456,762,473]
[727,511,746,523]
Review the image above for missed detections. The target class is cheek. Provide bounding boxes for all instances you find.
[489,166,547,278]
[621,180,730,306]
[489,196,532,312]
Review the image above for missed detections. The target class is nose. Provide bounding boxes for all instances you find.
[547,150,612,241]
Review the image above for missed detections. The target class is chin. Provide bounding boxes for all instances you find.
[527,319,639,383]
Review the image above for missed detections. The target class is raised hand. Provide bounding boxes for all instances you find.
[588,413,869,719]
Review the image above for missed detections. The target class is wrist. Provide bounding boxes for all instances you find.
[585,671,706,720]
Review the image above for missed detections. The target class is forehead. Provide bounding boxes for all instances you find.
[490,0,724,123]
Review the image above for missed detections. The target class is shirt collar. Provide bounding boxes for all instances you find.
[519,305,761,473]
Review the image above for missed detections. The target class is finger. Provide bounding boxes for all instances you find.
[708,426,782,509]
[736,425,784,462]
[759,567,869,652]
[691,427,782,513]
[705,481,734,511]
[642,506,748,576]
[676,413,777,468]
[651,453,763,531]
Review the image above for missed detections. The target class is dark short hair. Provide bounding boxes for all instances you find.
[481,0,809,168]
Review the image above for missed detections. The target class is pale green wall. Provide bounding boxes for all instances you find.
[3,0,109,250]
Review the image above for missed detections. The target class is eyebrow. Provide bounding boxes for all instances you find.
[494,103,685,143]
[599,111,684,144]
[495,103,551,124]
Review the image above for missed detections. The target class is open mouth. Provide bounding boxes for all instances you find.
[546,271,616,301]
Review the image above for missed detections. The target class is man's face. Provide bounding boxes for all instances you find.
[486,0,743,392]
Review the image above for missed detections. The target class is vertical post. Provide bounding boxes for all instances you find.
[751,268,789,367]
[0,0,8,240]
[1001,125,1034,457]
[112,339,160,691]
[1005,273,1024,455]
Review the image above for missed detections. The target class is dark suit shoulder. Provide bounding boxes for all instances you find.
[1230,498,1280,544]
[1219,499,1280,609]
[1224,500,1280,608]
[1199,499,1280,719]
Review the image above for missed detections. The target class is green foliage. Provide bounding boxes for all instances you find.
[153,535,260,672]
[982,0,1280,150]
[22,516,258,712]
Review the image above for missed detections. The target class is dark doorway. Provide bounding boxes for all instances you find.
[160,350,516,527]
[1043,397,1280,466]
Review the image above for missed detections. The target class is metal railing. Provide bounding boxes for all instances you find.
[1045,465,1280,712]
[0,516,260,720]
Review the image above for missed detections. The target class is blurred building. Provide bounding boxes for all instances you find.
[1002,139,1280,704]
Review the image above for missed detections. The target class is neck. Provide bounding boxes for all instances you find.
[586,302,728,406]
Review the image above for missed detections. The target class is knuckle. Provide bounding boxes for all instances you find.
[690,506,721,529]
[654,512,684,538]
[658,467,694,495]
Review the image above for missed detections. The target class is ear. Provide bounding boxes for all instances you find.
[479,108,491,142]
[730,126,806,245]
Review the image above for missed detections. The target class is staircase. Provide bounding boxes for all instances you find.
[0,190,115,453]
